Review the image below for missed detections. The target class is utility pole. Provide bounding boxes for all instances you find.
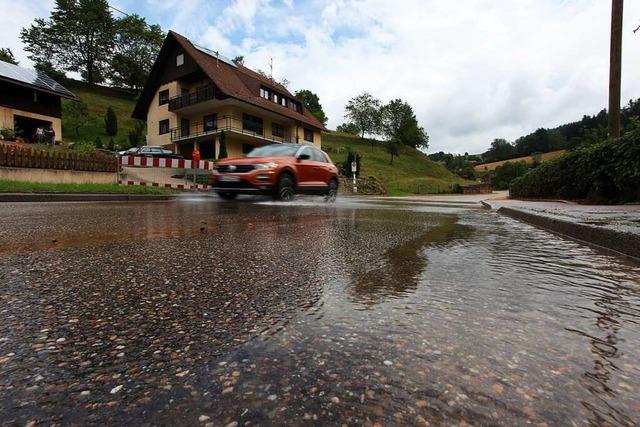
[608,0,624,138]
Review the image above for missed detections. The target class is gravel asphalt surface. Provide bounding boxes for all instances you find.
[1,195,639,426]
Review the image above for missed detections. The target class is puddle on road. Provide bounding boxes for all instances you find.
[1,198,640,425]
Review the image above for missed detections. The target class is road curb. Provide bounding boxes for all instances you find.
[497,206,640,260]
[0,193,177,203]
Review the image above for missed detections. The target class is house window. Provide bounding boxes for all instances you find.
[304,128,313,142]
[280,97,287,107]
[260,87,270,99]
[159,119,170,135]
[176,53,184,67]
[242,113,263,135]
[203,114,217,132]
[272,122,285,138]
[159,89,169,105]
[291,102,299,112]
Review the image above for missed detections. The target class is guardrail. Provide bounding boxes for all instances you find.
[170,115,294,144]
[168,85,216,111]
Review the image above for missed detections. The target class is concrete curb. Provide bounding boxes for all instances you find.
[497,206,640,260]
[0,193,177,203]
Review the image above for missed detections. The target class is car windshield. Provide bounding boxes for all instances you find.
[246,144,299,158]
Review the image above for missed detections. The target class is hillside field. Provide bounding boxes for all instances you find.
[61,79,139,145]
[59,80,467,195]
[322,132,470,195]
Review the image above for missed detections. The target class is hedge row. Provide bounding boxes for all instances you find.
[0,143,117,173]
[510,129,640,203]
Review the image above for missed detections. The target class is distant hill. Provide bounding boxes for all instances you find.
[322,132,470,195]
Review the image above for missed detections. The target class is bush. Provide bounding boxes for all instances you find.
[0,126,16,141]
[74,140,96,155]
[510,129,640,203]
[492,161,532,190]
[104,106,118,136]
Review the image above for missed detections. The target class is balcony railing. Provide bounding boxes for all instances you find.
[170,115,294,144]
[168,85,216,111]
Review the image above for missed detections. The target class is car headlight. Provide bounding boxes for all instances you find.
[254,163,277,170]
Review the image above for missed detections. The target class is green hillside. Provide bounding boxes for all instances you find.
[322,132,470,195]
[61,79,139,145]
[60,81,467,195]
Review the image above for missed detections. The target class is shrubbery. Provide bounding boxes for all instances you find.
[491,161,534,190]
[510,129,640,203]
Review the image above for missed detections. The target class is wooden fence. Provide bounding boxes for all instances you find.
[0,144,117,173]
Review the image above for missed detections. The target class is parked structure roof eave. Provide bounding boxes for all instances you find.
[0,75,78,101]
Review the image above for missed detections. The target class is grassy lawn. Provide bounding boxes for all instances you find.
[61,79,139,145]
[0,180,175,194]
[322,132,471,194]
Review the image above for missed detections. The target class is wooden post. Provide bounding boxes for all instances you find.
[608,0,624,138]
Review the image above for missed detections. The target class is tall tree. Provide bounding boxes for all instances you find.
[0,48,18,65]
[379,99,428,164]
[608,0,623,138]
[110,15,165,92]
[20,0,115,84]
[62,100,89,136]
[104,106,118,136]
[295,89,328,126]
[344,92,381,139]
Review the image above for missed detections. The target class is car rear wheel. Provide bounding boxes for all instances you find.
[217,192,238,200]
[324,178,338,202]
[274,173,295,201]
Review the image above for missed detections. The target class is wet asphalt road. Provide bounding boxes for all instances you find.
[1,195,639,426]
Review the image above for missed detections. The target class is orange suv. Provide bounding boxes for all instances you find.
[212,144,339,201]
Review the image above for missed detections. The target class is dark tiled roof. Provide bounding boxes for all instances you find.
[135,31,325,131]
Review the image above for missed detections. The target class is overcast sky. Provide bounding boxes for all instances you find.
[2,0,639,153]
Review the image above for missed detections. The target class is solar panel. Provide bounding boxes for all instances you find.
[0,60,76,99]
[192,43,237,68]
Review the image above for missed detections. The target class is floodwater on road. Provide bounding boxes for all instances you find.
[0,196,639,426]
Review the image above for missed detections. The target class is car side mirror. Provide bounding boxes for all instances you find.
[297,154,311,161]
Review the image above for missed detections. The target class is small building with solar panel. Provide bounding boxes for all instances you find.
[0,59,77,144]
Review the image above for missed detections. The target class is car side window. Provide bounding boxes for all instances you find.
[311,149,327,163]
[298,147,312,159]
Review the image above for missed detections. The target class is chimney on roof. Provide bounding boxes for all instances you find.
[215,50,219,67]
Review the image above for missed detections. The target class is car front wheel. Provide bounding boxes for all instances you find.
[274,173,295,201]
[324,178,338,202]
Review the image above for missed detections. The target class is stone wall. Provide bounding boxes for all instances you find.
[0,167,116,185]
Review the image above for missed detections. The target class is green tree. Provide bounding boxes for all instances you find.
[295,89,328,126]
[94,136,103,148]
[104,106,118,136]
[336,122,360,135]
[128,120,145,147]
[483,138,516,163]
[110,15,164,92]
[62,100,89,136]
[20,0,115,84]
[218,131,228,159]
[379,99,429,162]
[0,48,18,64]
[344,91,381,139]
[232,55,244,65]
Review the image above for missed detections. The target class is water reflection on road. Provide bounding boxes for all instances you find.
[0,196,639,425]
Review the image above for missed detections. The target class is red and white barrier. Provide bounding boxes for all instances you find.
[118,155,215,170]
[118,180,209,190]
